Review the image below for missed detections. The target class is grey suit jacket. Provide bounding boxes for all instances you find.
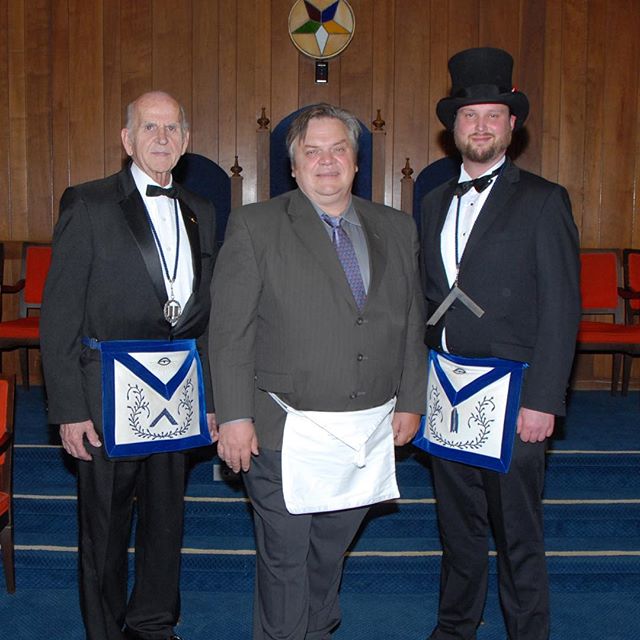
[41,166,217,430]
[420,159,581,416]
[210,189,426,449]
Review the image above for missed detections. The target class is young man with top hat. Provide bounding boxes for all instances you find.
[419,47,581,639]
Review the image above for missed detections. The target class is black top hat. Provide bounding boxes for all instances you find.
[436,47,529,131]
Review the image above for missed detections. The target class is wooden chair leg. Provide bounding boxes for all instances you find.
[621,354,633,396]
[0,525,15,593]
[611,353,622,395]
[18,348,29,390]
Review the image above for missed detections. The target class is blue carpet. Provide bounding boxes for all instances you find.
[2,387,640,639]
[14,445,640,500]
[3,587,640,639]
[555,390,640,450]
[12,497,640,552]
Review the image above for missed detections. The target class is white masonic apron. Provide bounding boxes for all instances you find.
[84,337,211,457]
[413,350,527,473]
[270,394,399,514]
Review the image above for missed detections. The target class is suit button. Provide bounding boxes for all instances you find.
[349,392,358,399]
[357,354,364,361]
[356,317,364,325]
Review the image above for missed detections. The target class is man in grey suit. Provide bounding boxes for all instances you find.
[41,91,217,640]
[210,103,426,639]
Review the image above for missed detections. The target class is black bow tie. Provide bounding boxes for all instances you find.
[454,168,501,197]
[146,184,178,199]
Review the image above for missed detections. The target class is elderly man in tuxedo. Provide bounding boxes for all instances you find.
[41,91,217,640]
[210,103,426,639]
[420,48,581,640]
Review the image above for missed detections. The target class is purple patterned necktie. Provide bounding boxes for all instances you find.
[321,214,367,311]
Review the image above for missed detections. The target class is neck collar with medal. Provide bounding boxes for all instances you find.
[144,183,183,324]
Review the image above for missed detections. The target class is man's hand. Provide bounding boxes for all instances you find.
[217,419,259,473]
[60,420,101,461]
[207,413,218,442]
[391,411,421,446]
[517,407,555,443]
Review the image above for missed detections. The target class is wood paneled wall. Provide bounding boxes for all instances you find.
[1,0,640,387]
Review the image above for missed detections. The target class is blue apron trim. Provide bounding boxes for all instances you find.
[431,352,520,405]
[82,336,101,350]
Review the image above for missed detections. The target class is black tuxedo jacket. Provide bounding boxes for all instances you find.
[41,166,217,430]
[420,159,580,416]
[210,189,427,449]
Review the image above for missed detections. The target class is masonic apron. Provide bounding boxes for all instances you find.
[270,394,399,514]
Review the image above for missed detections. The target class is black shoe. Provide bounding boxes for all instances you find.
[123,630,183,640]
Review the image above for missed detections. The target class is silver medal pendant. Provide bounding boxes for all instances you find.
[164,298,182,323]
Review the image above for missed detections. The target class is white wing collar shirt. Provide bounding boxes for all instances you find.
[131,162,194,317]
[440,157,505,351]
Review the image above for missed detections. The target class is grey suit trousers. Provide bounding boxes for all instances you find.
[243,448,369,640]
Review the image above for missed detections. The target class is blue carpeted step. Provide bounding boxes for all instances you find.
[12,548,640,594]
[12,445,247,498]
[16,445,640,502]
[13,495,640,553]
[15,387,640,449]
[543,452,640,499]
[3,587,640,640]
[7,388,640,640]
[340,554,640,594]
[13,446,75,496]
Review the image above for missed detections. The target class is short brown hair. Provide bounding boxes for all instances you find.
[286,103,361,165]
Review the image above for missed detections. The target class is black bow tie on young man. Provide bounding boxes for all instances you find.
[146,184,178,199]
[454,167,501,197]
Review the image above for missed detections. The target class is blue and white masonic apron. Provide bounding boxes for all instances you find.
[84,337,211,457]
[413,350,527,473]
[270,394,399,514]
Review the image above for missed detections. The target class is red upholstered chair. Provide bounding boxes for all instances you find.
[0,243,52,388]
[617,249,640,393]
[576,249,640,392]
[0,374,15,593]
[0,243,4,319]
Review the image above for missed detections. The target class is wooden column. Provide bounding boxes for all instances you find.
[230,156,243,210]
[371,109,386,205]
[400,158,414,215]
[256,107,271,202]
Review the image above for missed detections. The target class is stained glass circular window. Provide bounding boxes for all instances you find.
[288,0,355,60]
